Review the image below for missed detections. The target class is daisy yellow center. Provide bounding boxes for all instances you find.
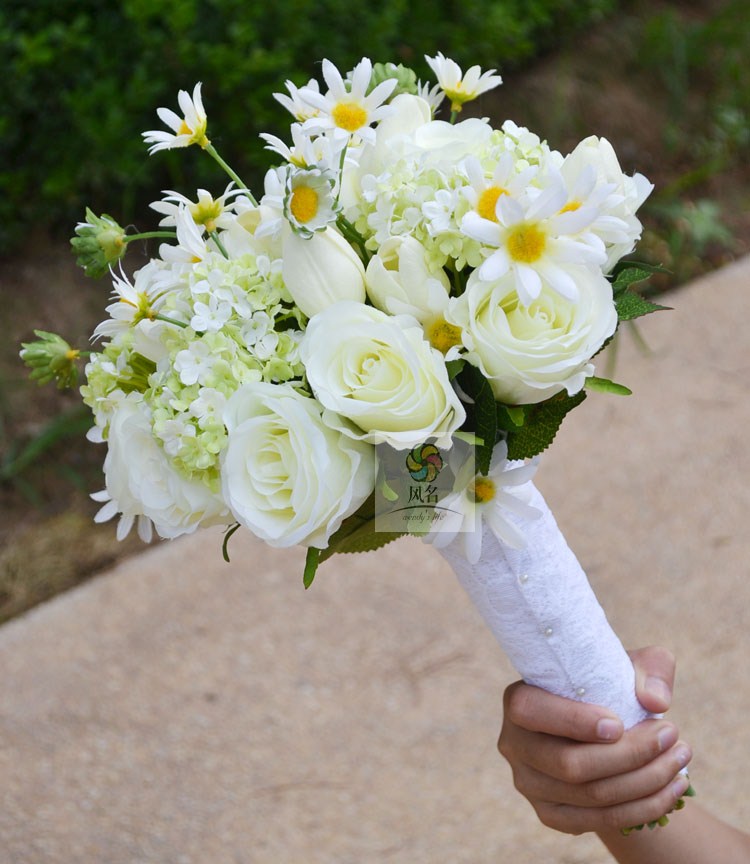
[178,118,209,148]
[477,186,508,222]
[332,101,368,133]
[507,224,547,263]
[560,199,582,214]
[290,186,319,224]
[469,476,496,504]
[426,318,463,354]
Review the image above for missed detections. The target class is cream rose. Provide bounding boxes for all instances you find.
[364,235,451,320]
[95,395,228,540]
[450,266,617,405]
[299,301,465,449]
[221,382,375,548]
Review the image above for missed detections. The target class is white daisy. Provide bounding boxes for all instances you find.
[273,77,322,122]
[283,165,341,237]
[93,265,172,341]
[151,184,241,233]
[143,83,209,154]
[425,440,540,564]
[461,172,607,305]
[424,53,503,112]
[299,58,397,145]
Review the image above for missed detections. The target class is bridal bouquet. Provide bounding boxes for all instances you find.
[23,53,687,829]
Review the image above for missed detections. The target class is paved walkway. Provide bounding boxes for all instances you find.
[2,258,749,863]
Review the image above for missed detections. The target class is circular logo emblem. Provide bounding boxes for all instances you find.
[405,443,444,482]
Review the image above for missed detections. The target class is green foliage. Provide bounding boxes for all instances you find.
[503,391,587,460]
[457,364,497,475]
[2,0,619,251]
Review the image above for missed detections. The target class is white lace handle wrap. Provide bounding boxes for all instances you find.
[437,482,652,730]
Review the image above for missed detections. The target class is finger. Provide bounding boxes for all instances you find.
[518,719,680,784]
[629,646,676,714]
[514,739,692,809]
[533,770,692,836]
[503,681,624,743]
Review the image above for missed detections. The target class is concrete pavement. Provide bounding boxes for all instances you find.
[1,257,749,863]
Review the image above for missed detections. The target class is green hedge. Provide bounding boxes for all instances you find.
[2,0,617,251]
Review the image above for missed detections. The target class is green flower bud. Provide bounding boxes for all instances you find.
[370,62,418,99]
[20,330,81,390]
[70,208,127,278]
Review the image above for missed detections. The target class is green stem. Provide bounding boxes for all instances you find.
[209,231,229,259]
[449,109,460,124]
[154,313,189,328]
[125,231,177,243]
[336,215,370,264]
[205,143,257,204]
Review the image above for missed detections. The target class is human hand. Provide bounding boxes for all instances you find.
[497,646,692,834]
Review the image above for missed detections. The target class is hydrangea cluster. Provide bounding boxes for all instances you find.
[24,54,657,571]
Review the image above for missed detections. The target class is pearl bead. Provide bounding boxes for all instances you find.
[576,687,586,697]
[519,574,529,584]
[543,627,553,637]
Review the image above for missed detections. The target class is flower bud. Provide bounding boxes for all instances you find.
[20,330,81,389]
[281,225,366,318]
[70,208,127,278]
[365,235,450,321]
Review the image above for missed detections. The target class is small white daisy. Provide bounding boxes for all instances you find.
[299,57,397,145]
[425,53,503,112]
[425,440,540,564]
[283,165,341,237]
[151,184,241,233]
[273,77,322,122]
[143,83,209,154]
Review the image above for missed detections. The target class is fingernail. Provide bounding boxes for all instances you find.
[673,743,692,769]
[672,773,690,798]
[657,724,678,752]
[596,718,622,741]
[645,676,672,705]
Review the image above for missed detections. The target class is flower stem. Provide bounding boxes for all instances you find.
[205,143,257,205]
[209,231,229,259]
[125,231,177,243]
[154,314,189,328]
[336,215,370,265]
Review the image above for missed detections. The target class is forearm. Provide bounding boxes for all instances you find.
[598,803,750,864]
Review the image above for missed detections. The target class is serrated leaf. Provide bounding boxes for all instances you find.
[612,266,655,295]
[497,404,527,429]
[585,376,632,396]
[615,291,671,321]
[459,363,497,475]
[505,391,586,460]
[319,493,405,563]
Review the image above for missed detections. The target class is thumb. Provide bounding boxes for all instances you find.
[629,645,676,714]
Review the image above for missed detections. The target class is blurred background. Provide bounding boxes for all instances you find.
[1,0,748,622]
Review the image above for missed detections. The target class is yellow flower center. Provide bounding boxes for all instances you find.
[426,318,463,354]
[469,476,496,504]
[65,348,80,361]
[560,199,582,214]
[331,101,368,133]
[507,224,547,263]
[477,186,508,222]
[178,119,209,148]
[289,186,320,224]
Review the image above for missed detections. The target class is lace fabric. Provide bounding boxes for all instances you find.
[438,482,652,730]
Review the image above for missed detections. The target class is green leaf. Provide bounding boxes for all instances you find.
[497,404,527,429]
[303,547,320,589]
[505,391,586,460]
[585,376,632,396]
[319,493,405,563]
[459,363,497,475]
[445,358,466,380]
[615,291,671,321]
[612,265,655,295]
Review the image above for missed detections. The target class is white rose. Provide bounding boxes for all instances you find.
[299,301,466,449]
[413,117,492,162]
[97,395,228,540]
[281,225,366,318]
[221,382,375,548]
[365,235,451,321]
[450,267,617,405]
